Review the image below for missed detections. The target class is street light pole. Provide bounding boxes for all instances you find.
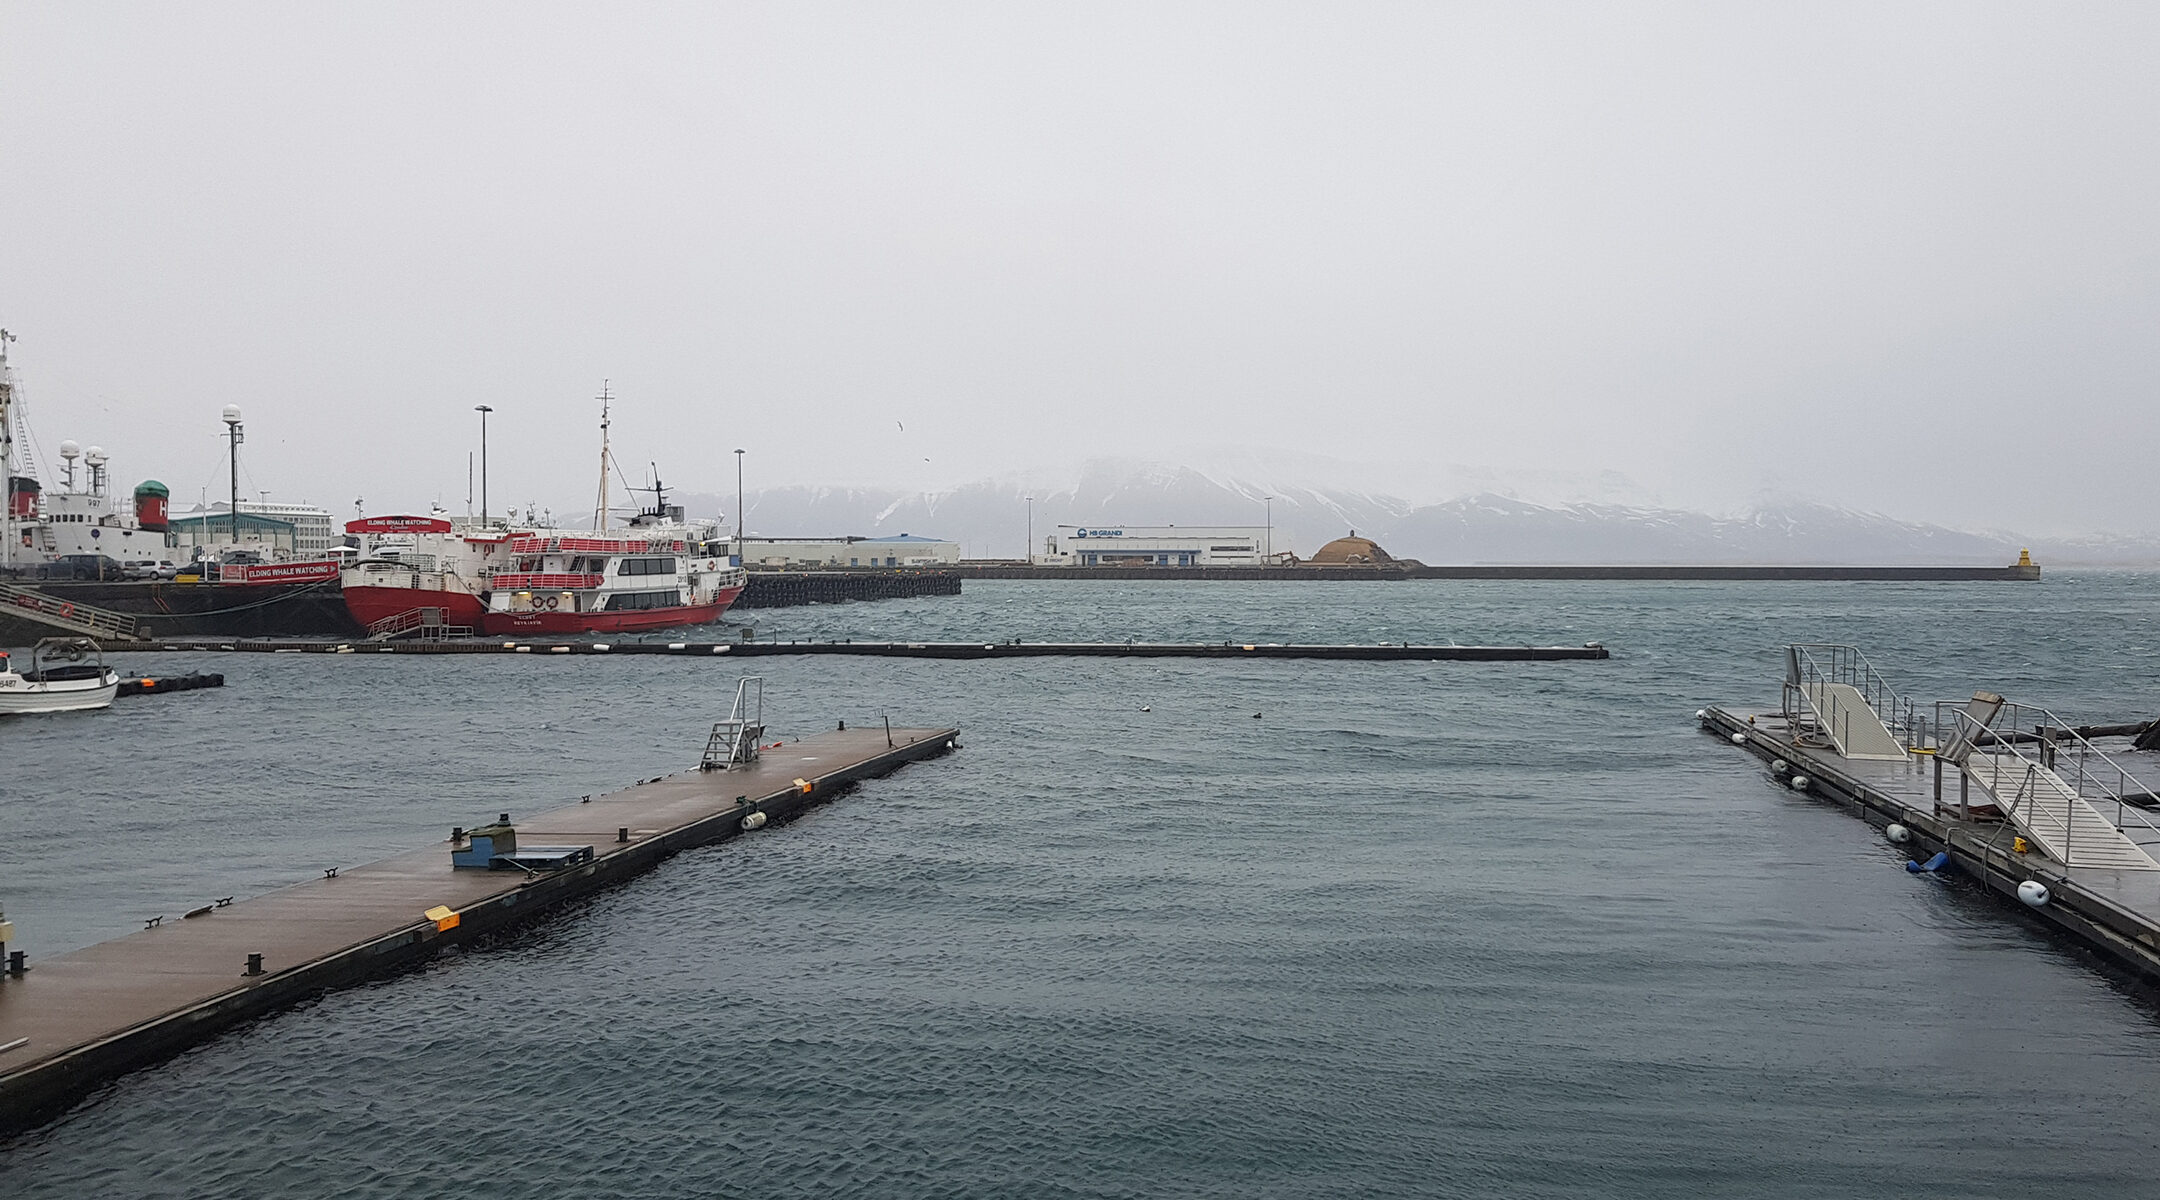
[734,448,745,563]
[474,405,493,526]
[221,405,244,551]
[1024,495,1033,563]
[1264,495,1273,562]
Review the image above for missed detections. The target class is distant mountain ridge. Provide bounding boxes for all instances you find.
[655,461,2160,566]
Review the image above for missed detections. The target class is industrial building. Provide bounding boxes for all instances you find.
[1033,526,1268,567]
[166,511,301,557]
[739,534,960,568]
[203,501,339,555]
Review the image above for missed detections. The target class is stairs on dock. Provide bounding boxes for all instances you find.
[1963,753,2160,871]
[0,583,143,640]
[366,607,472,642]
[1802,681,1909,761]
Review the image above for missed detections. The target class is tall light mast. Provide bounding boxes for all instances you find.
[592,381,613,532]
[0,329,15,572]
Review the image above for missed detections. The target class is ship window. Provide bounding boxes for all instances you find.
[617,556,676,576]
[603,589,683,611]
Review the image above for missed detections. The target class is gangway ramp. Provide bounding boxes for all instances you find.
[1803,681,1908,761]
[1963,753,2160,871]
[0,582,143,640]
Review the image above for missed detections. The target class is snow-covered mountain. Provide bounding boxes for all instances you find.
[659,460,2160,566]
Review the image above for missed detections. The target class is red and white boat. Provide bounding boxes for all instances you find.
[342,390,748,639]
[481,527,745,635]
[340,513,521,637]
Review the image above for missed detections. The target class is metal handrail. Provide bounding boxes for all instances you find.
[1946,700,2160,870]
[1782,643,1918,752]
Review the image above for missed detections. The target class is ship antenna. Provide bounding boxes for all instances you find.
[593,380,612,532]
[0,329,13,573]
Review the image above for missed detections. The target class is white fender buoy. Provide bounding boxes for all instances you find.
[740,811,767,831]
[1695,709,1708,722]
[2018,880,2050,907]
[1730,732,1747,745]
[1885,823,1911,844]
[668,642,688,651]
[1770,759,1790,775]
[1789,775,1811,791]
[590,643,611,652]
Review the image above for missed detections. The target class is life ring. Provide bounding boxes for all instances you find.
[540,595,559,610]
[58,603,75,619]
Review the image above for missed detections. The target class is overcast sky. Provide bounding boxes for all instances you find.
[2,3,2154,533]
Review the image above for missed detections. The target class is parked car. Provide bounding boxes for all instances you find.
[121,559,163,580]
[40,554,127,581]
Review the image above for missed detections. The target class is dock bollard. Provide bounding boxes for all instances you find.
[7,951,25,977]
[244,953,264,977]
[618,827,630,843]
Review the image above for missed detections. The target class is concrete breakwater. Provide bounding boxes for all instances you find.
[953,563,2042,581]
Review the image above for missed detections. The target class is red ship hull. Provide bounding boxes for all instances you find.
[342,585,488,631]
[478,584,744,636]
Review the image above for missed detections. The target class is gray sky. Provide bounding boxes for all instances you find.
[3,2,2155,533]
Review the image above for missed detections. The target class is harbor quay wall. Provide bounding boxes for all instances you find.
[1699,706,2160,982]
[0,727,960,1131]
[0,570,964,644]
[736,568,962,608]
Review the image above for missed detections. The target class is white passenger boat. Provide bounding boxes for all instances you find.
[0,638,119,714]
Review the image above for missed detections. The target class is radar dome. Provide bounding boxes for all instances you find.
[85,446,108,465]
[58,439,80,459]
[222,404,243,424]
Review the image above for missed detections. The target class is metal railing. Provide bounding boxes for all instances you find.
[365,606,473,642]
[0,583,142,640]
[1944,698,2160,873]
[1781,643,1918,753]
[701,677,767,771]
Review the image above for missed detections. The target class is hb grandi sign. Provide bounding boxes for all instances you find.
[1070,528,1125,539]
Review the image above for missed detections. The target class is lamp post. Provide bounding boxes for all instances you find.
[221,405,244,550]
[734,448,745,563]
[1264,495,1273,562]
[1024,495,1033,563]
[474,405,493,526]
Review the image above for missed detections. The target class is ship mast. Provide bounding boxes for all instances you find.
[1,329,15,572]
[592,380,612,532]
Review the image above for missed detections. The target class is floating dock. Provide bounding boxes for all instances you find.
[88,639,1611,661]
[0,723,959,1131]
[1701,643,2160,981]
[115,671,223,697]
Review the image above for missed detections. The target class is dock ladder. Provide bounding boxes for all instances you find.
[0,583,143,640]
[700,676,766,771]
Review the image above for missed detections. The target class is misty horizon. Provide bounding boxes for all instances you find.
[4,4,2155,539]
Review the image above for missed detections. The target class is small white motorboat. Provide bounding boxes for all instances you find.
[0,638,119,715]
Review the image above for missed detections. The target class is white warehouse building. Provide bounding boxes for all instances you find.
[739,534,960,568]
[1034,526,1267,567]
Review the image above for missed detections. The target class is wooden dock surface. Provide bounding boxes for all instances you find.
[0,725,959,1130]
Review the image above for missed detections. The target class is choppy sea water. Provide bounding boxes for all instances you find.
[5,574,2160,1198]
